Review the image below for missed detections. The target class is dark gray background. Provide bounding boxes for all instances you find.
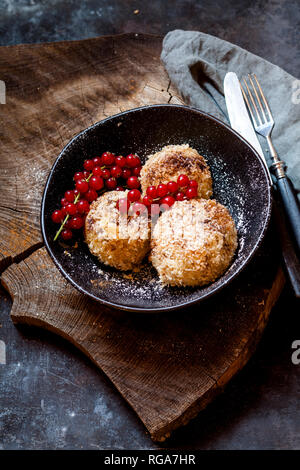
[0,0,299,77]
[0,0,299,450]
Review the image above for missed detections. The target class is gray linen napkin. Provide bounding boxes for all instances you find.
[161,30,300,191]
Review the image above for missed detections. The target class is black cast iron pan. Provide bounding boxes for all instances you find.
[41,104,272,312]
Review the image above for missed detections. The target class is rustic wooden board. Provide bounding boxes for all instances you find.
[0,33,181,271]
[2,239,284,441]
[0,33,285,441]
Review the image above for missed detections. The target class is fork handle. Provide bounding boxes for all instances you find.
[276,176,300,253]
[272,196,300,297]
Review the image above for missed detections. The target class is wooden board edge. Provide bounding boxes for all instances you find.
[150,267,285,441]
[0,32,164,52]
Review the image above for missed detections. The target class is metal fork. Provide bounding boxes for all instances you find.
[241,74,300,253]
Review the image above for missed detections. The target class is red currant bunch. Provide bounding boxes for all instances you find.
[144,175,198,208]
[52,151,142,241]
[116,174,198,217]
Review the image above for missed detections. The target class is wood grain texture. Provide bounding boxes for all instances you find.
[0,33,284,441]
[0,33,182,271]
[2,232,284,441]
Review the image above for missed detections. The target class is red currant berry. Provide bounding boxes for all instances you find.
[146,186,157,199]
[130,202,146,216]
[127,176,140,189]
[61,229,73,240]
[128,189,141,202]
[76,179,89,193]
[110,166,122,178]
[51,209,63,223]
[65,203,77,215]
[157,184,168,198]
[142,195,153,206]
[115,186,124,191]
[70,216,84,230]
[61,197,68,207]
[189,180,198,189]
[65,190,75,203]
[182,195,188,200]
[115,156,126,167]
[83,170,90,179]
[160,196,175,207]
[83,159,94,171]
[106,177,117,190]
[74,172,83,181]
[177,174,190,187]
[93,166,102,176]
[167,181,178,193]
[116,197,130,213]
[89,175,104,191]
[186,187,198,199]
[159,201,170,212]
[121,168,131,179]
[134,156,141,166]
[77,199,90,214]
[175,191,185,201]
[84,189,98,202]
[93,156,102,166]
[126,154,141,168]
[61,206,68,217]
[132,166,141,176]
[101,168,110,179]
[73,189,79,197]
[102,152,115,166]
[64,218,72,229]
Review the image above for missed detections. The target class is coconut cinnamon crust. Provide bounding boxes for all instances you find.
[85,191,150,271]
[140,144,213,199]
[150,199,238,287]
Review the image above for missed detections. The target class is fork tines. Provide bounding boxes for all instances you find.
[239,74,274,130]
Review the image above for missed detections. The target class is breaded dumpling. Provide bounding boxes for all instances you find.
[85,191,150,271]
[140,144,212,198]
[150,199,237,287]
